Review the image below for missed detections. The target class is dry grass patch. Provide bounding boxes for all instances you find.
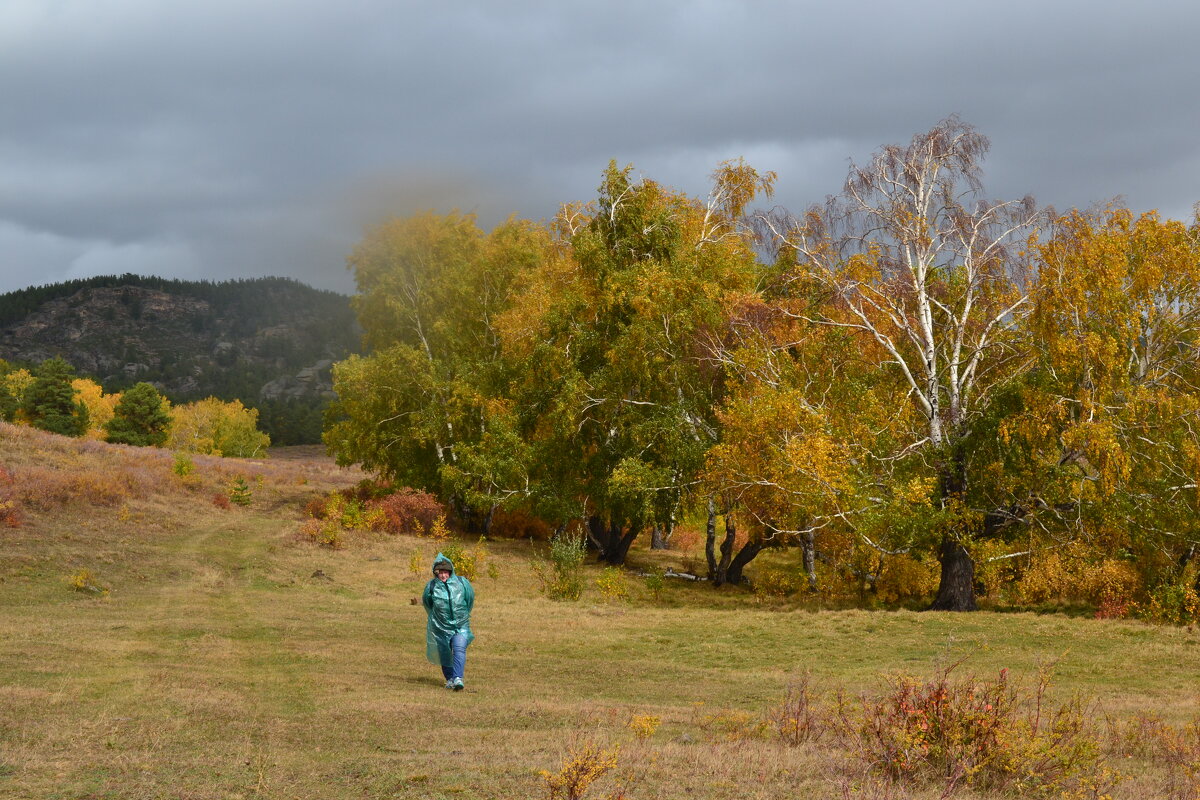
[2,424,1199,798]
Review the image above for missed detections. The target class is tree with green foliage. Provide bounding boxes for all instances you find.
[499,160,773,565]
[0,359,18,422]
[325,212,549,529]
[0,383,16,422]
[21,357,89,437]
[104,382,172,447]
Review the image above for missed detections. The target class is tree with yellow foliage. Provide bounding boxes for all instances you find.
[72,378,119,439]
[167,397,269,457]
[1020,207,1200,603]
[0,360,21,422]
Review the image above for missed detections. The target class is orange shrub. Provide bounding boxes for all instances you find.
[297,517,344,548]
[489,508,553,540]
[303,496,327,518]
[1016,542,1141,615]
[0,498,20,528]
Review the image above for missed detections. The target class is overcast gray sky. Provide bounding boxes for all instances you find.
[2,0,1198,297]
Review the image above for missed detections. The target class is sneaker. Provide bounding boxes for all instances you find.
[452,677,464,691]
[444,679,454,689]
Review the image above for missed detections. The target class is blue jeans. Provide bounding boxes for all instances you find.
[440,633,468,681]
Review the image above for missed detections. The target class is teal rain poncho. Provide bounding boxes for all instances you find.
[421,553,475,666]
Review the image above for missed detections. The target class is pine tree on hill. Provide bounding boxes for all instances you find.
[22,357,88,437]
[104,382,171,447]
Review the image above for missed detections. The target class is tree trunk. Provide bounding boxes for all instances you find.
[588,515,641,565]
[705,497,718,579]
[651,523,667,550]
[725,537,766,585]
[654,518,675,550]
[454,498,490,534]
[929,535,978,611]
[1181,544,1200,594]
[603,519,640,566]
[1179,543,1196,570]
[802,530,817,591]
[585,515,607,553]
[712,513,737,587]
[929,446,978,611]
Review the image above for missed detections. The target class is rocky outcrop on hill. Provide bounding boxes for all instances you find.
[260,359,337,401]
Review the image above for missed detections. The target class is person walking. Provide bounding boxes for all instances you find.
[422,553,474,691]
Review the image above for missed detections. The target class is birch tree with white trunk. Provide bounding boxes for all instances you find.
[761,117,1041,610]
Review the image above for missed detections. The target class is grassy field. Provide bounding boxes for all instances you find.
[1,422,1197,799]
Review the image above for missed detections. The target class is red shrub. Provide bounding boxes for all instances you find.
[212,494,231,510]
[370,488,444,535]
[12,467,129,509]
[303,496,328,518]
[668,525,703,552]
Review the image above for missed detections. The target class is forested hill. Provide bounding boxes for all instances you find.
[0,274,361,444]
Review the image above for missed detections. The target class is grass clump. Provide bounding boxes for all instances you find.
[533,530,586,601]
[821,663,1119,797]
[595,566,629,603]
[540,741,620,800]
[67,568,108,595]
[440,537,488,581]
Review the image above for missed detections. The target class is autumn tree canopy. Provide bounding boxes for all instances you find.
[327,121,1200,618]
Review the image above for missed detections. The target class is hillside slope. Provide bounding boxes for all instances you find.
[0,274,360,407]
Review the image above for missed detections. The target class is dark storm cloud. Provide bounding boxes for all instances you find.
[2,0,1198,296]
